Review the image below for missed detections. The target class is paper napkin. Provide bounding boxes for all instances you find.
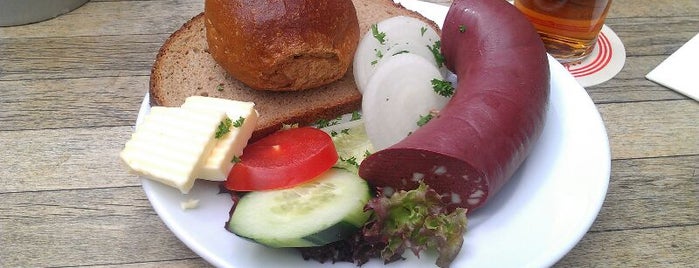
[646,33,699,101]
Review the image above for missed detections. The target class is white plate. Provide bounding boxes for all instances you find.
[138,1,611,267]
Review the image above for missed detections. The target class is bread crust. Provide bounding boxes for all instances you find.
[205,0,360,91]
[150,0,441,141]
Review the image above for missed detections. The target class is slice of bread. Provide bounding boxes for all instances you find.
[149,0,440,141]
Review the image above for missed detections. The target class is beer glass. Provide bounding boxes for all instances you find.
[515,0,613,63]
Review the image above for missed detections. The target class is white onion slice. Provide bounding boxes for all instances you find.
[362,53,449,151]
[353,16,443,94]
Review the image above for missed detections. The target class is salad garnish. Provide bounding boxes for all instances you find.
[299,183,468,268]
[215,117,233,139]
[431,78,455,97]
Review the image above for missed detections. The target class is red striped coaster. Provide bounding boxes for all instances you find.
[562,25,626,87]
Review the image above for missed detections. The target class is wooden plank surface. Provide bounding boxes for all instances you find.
[1,0,697,267]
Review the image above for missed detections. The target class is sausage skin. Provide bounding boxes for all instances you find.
[358,0,550,212]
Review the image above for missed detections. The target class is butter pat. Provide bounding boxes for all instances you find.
[120,106,227,193]
[182,96,258,181]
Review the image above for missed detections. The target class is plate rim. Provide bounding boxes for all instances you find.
[136,1,611,267]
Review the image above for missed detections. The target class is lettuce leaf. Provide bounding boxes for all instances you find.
[299,182,468,267]
[366,182,468,267]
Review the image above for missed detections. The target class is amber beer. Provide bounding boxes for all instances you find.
[515,0,612,63]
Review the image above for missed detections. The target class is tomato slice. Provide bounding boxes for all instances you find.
[225,127,339,191]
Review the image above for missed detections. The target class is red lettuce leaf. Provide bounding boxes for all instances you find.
[298,182,468,267]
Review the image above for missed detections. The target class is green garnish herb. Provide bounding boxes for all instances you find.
[431,78,455,97]
[364,150,372,158]
[427,41,445,68]
[216,83,224,91]
[340,156,359,168]
[375,49,384,59]
[417,113,434,127]
[231,155,241,163]
[330,130,338,137]
[341,128,350,135]
[232,116,245,128]
[363,182,468,268]
[420,26,428,36]
[371,49,384,66]
[215,117,233,139]
[350,111,361,121]
[316,119,331,128]
[315,118,341,128]
[371,24,386,45]
[392,50,410,56]
[459,24,467,33]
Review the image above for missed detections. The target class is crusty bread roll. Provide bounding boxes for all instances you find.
[204,0,360,91]
[150,0,440,141]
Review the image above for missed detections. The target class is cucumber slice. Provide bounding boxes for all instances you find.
[321,118,375,174]
[227,168,371,247]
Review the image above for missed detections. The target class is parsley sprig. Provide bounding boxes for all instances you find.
[427,41,445,68]
[350,111,362,121]
[232,116,245,128]
[215,117,233,139]
[371,24,386,45]
[431,79,455,97]
[215,116,246,139]
[340,156,359,168]
[315,117,341,128]
[417,113,434,127]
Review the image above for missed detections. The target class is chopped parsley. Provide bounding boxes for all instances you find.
[371,24,386,45]
[231,155,241,163]
[316,119,332,128]
[371,49,384,66]
[216,83,224,91]
[232,116,245,128]
[427,41,445,68]
[417,113,434,127]
[420,26,428,36]
[431,78,455,97]
[459,24,467,33]
[375,49,384,59]
[392,50,410,56]
[340,156,359,168]
[215,117,233,139]
[350,111,361,121]
[315,118,341,128]
[364,150,372,158]
[329,128,349,138]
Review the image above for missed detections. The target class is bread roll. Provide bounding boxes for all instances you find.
[204,0,360,91]
[150,0,441,141]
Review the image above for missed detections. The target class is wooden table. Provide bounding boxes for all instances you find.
[1,0,697,267]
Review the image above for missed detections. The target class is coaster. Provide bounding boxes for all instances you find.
[562,25,626,87]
